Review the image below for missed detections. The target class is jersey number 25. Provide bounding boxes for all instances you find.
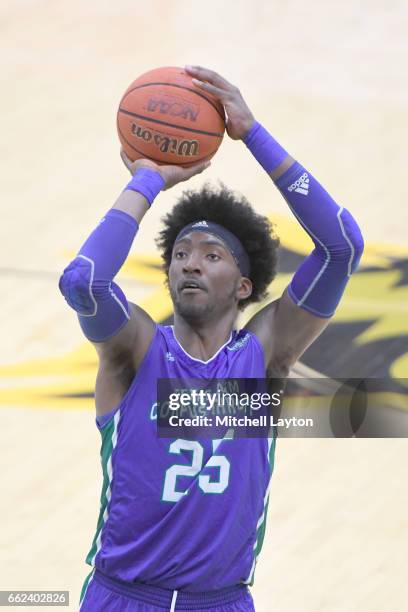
[162,439,230,503]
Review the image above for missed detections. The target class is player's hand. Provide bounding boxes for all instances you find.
[185,65,255,140]
[120,150,211,190]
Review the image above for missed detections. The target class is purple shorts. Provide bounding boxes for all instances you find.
[79,569,255,611]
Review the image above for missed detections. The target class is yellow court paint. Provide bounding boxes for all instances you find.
[390,355,408,384]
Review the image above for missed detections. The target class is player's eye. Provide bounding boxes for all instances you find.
[174,250,187,259]
[207,253,220,261]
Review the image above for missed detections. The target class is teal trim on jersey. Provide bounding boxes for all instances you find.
[253,497,270,558]
[85,411,120,566]
[79,568,95,609]
[246,435,276,586]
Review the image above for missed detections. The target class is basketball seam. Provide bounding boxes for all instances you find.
[120,81,225,121]
[117,125,216,165]
[118,108,223,138]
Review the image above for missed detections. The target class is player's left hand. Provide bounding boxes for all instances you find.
[185,65,255,140]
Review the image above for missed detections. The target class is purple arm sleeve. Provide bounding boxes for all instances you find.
[245,123,364,317]
[59,209,138,341]
[59,168,164,341]
[276,162,364,316]
[244,121,289,172]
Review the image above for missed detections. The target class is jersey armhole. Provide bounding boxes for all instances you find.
[240,327,267,373]
[96,324,161,429]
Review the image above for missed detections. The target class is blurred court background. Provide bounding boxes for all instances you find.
[1,1,407,610]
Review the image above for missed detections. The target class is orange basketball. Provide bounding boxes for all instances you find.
[117,66,225,167]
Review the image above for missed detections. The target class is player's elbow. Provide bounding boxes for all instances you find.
[350,230,364,273]
[332,208,364,274]
[59,256,98,315]
[344,218,364,275]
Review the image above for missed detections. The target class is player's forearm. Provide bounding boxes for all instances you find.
[243,122,295,180]
[244,122,364,317]
[112,189,150,223]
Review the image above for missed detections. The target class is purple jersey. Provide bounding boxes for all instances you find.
[86,325,275,591]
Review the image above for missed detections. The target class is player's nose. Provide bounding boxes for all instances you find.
[182,252,202,274]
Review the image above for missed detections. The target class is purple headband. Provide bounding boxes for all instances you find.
[174,220,250,277]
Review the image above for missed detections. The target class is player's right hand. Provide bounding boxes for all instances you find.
[184,66,255,141]
[120,149,211,191]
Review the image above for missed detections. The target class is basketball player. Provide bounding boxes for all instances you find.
[59,66,364,611]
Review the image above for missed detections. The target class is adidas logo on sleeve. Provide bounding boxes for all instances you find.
[288,172,309,196]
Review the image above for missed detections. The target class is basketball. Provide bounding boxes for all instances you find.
[117,66,225,167]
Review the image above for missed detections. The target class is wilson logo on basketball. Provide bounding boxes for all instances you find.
[145,95,200,122]
[117,67,225,164]
[131,123,199,157]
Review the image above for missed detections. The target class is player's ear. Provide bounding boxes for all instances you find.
[236,277,252,301]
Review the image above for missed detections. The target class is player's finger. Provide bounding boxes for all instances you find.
[182,159,211,180]
[185,65,233,90]
[191,78,226,100]
[120,148,133,171]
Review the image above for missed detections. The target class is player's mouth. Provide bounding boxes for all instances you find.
[179,280,206,293]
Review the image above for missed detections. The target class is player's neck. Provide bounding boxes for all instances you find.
[173,313,236,361]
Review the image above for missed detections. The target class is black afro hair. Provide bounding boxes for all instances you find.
[155,183,280,309]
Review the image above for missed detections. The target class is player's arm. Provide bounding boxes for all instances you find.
[186,66,364,375]
[58,155,210,376]
[243,144,364,373]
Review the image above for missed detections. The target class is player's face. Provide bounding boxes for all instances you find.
[168,231,248,322]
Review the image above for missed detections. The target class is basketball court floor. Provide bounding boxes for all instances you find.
[1,2,407,610]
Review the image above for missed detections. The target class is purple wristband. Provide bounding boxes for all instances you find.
[125,168,165,205]
[244,121,289,173]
